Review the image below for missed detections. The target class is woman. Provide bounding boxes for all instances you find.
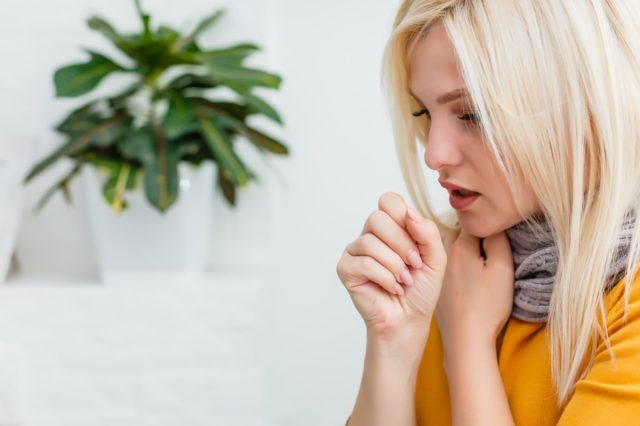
[336,1,640,424]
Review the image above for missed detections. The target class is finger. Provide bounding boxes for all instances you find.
[377,192,409,229]
[404,206,447,271]
[347,233,416,286]
[362,210,424,270]
[344,253,405,295]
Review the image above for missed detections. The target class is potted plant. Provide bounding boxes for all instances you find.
[24,0,288,284]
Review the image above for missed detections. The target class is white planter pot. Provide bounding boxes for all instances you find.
[82,162,217,285]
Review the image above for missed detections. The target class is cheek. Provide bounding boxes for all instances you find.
[456,179,520,237]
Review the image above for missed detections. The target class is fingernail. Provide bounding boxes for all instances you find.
[407,249,423,269]
[407,206,423,223]
[399,268,414,286]
[394,284,405,296]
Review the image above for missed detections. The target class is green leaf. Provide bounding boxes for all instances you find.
[117,126,201,212]
[55,84,141,138]
[164,95,198,139]
[175,139,202,158]
[196,107,249,186]
[125,34,198,75]
[214,112,289,155]
[54,49,126,97]
[101,163,136,213]
[242,127,288,155]
[173,9,225,52]
[56,107,103,137]
[107,82,143,109]
[117,126,155,163]
[217,165,236,206]
[143,125,180,212]
[87,16,121,44]
[25,115,131,183]
[165,73,219,91]
[192,92,282,125]
[203,63,282,90]
[190,8,225,40]
[195,43,260,66]
[156,25,181,44]
[119,123,180,212]
[134,0,152,39]
[91,117,132,147]
[191,97,251,121]
[236,91,283,124]
[87,16,145,61]
[34,164,82,213]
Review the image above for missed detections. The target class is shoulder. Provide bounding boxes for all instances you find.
[556,266,640,424]
[601,265,640,336]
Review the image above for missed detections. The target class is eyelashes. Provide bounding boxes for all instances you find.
[458,112,481,124]
[411,108,480,124]
[412,108,429,118]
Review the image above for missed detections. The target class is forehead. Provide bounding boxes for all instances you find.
[409,24,466,101]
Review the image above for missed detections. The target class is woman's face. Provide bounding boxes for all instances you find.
[409,23,540,238]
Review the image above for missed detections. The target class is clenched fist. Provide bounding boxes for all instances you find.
[435,227,515,349]
[336,192,448,339]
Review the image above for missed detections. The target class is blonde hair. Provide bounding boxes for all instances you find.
[383,0,640,408]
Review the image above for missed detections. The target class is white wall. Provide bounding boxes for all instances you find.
[2,0,449,424]
[263,1,428,424]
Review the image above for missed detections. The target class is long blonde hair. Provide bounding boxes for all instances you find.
[383,0,640,408]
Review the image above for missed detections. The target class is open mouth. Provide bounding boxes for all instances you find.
[449,189,480,210]
[452,189,480,197]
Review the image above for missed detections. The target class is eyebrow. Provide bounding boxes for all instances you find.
[410,88,469,106]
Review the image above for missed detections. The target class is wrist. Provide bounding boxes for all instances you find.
[442,321,497,350]
[366,320,431,369]
[442,329,497,374]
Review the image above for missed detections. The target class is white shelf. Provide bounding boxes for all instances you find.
[0,273,267,426]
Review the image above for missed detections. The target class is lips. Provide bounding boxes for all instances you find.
[438,178,481,210]
[449,191,480,209]
[438,178,479,195]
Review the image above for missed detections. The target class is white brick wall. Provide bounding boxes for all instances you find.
[0,275,266,426]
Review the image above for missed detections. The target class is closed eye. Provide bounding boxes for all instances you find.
[412,108,430,118]
[412,109,479,124]
[457,112,480,124]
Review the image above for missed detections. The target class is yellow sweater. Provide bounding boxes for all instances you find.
[415,269,640,425]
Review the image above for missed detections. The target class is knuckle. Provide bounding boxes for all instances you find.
[345,239,357,254]
[336,252,344,270]
[423,219,440,237]
[360,232,377,249]
[378,191,404,211]
[366,209,384,229]
[336,253,346,278]
[361,256,378,275]
[394,265,407,282]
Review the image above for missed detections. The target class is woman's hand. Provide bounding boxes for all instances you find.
[435,227,514,348]
[336,192,448,341]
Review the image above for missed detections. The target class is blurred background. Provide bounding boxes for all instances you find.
[0,0,446,424]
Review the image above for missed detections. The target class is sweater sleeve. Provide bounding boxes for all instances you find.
[556,274,640,425]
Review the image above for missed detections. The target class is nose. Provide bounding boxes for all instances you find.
[423,118,464,171]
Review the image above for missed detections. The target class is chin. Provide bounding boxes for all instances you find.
[456,212,503,239]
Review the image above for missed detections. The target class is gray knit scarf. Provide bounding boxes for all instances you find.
[503,210,637,322]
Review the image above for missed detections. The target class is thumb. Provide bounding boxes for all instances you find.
[405,206,447,272]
